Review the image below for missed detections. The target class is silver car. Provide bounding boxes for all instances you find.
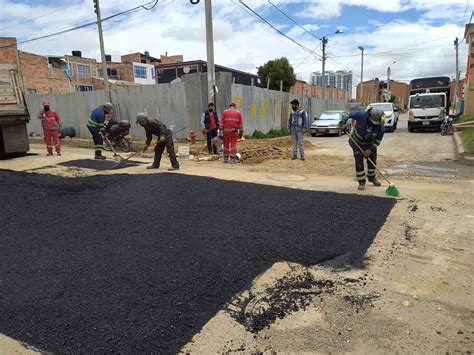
[310,110,350,137]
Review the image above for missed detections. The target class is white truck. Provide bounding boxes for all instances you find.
[408,76,450,133]
[0,64,30,158]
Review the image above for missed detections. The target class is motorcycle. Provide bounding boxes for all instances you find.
[440,112,461,136]
[103,120,132,152]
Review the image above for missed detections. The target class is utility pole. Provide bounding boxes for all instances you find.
[93,0,110,100]
[204,0,216,105]
[454,37,459,112]
[387,66,391,102]
[321,36,328,100]
[358,46,364,104]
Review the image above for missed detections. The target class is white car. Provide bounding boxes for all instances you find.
[368,102,399,132]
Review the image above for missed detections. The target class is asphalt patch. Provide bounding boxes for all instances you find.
[0,171,395,353]
[57,158,145,170]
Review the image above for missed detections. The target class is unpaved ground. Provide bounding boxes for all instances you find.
[0,114,473,353]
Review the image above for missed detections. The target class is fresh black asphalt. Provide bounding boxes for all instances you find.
[0,170,395,353]
[58,159,145,170]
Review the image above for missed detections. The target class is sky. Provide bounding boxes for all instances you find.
[0,0,472,89]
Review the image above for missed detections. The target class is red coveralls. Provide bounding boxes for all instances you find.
[220,107,243,160]
[37,110,61,153]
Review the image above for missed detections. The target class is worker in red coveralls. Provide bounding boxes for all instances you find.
[37,100,61,156]
[220,102,243,163]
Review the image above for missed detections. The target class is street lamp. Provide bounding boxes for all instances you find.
[387,61,396,102]
[321,29,344,101]
[358,46,364,104]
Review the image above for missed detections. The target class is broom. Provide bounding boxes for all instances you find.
[349,135,400,197]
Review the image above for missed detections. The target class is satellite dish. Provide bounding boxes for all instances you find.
[183,66,191,74]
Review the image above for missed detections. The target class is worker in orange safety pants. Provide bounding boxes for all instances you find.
[220,102,243,163]
[37,99,62,156]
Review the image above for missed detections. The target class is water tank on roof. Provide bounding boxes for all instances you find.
[72,50,82,57]
[144,51,150,56]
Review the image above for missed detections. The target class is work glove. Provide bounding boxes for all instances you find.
[159,135,166,142]
[363,149,372,157]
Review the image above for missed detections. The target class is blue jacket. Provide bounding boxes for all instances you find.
[349,110,384,148]
[288,109,309,130]
[87,106,107,129]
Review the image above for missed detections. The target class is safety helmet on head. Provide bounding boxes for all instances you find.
[103,102,113,110]
[136,112,148,125]
[369,108,385,125]
[229,102,236,107]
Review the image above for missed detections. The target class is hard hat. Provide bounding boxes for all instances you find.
[369,108,384,125]
[136,112,147,125]
[103,102,113,109]
[229,102,236,107]
[42,99,49,106]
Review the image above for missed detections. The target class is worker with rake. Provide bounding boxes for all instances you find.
[136,112,179,171]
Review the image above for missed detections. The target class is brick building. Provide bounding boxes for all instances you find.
[0,37,184,95]
[450,78,465,111]
[464,24,474,115]
[291,80,347,100]
[356,79,409,107]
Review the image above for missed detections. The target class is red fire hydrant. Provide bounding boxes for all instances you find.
[189,130,196,145]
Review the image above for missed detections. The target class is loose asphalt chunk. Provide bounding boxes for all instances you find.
[0,171,395,353]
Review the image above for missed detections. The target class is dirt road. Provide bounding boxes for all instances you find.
[0,113,473,353]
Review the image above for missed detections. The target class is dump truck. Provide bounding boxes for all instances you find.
[0,63,30,158]
[407,76,450,132]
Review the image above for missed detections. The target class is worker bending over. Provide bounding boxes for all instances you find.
[136,112,179,171]
[348,107,385,190]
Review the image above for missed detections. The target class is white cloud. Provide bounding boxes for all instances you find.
[0,0,468,93]
[297,2,342,20]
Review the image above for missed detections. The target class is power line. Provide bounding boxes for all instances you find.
[267,0,321,40]
[237,0,323,60]
[0,0,160,49]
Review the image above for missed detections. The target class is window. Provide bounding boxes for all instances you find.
[134,65,147,79]
[76,63,91,77]
[27,88,37,94]
[98,68,119,78]
[76,85,93,92]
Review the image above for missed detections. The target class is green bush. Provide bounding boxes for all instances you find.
[245,129,290,140]
[461,128,474,156]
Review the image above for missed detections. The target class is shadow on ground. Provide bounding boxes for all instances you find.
[0,171,394,353]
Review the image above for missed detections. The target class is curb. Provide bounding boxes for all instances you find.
[453,131,474,165]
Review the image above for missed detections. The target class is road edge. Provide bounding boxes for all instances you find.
[453,131,474,165]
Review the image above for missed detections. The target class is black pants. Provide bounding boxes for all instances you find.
[87,125,103,156]
[154,136,179,168]
[349,139,377,184]
[206,128,218,154]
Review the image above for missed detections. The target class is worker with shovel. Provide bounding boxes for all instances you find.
[136,112,179,171]
[87,102,114,160]
[348,107,385,191]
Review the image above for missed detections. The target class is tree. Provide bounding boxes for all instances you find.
[257,57,296,92]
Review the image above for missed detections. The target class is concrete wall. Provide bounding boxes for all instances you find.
[230,84,347,133]
[25,72,347,140]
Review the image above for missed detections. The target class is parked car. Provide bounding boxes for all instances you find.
[368,102,398,132]
[310,110,350,137]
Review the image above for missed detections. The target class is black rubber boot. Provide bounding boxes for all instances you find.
[147,164,159,169]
